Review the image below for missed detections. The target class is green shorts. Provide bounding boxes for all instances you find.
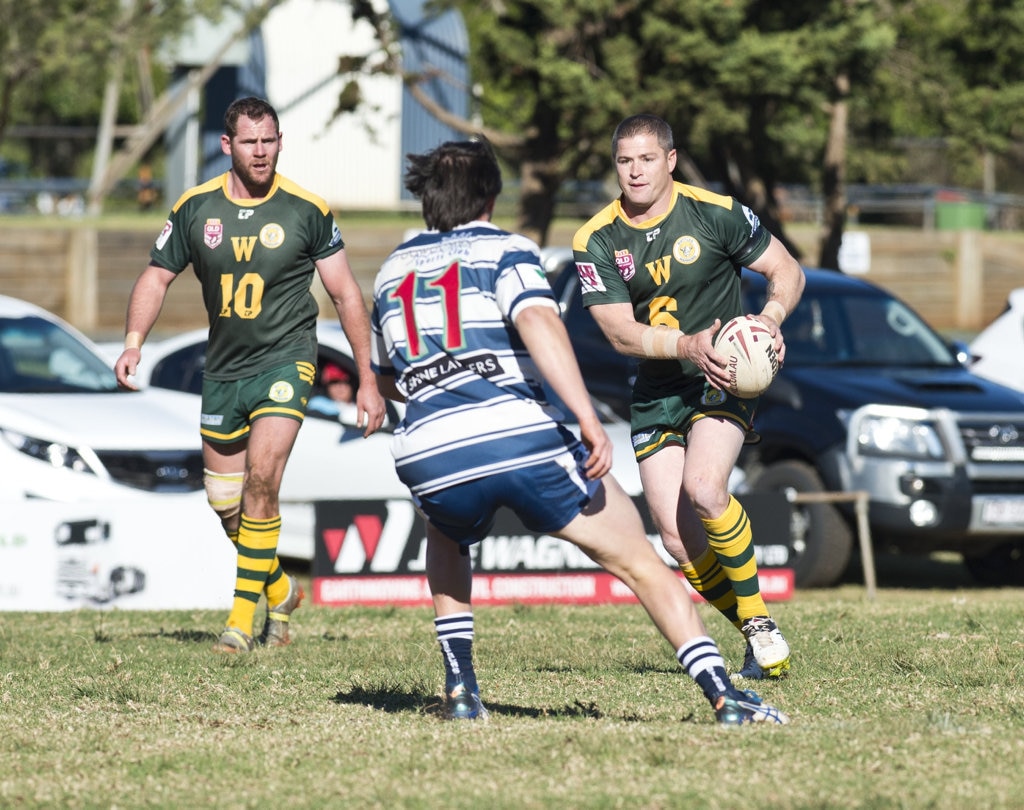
[200,360,316,444]
[629,374,757,462]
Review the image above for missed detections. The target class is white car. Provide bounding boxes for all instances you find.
[121,321,741,561]
[0,295,206,502]
[969,288,1024,392]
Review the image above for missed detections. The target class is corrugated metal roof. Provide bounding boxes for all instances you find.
[164,0,470,210]
[389,0,470,201]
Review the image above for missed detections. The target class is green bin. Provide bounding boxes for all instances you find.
[935,201,987,230]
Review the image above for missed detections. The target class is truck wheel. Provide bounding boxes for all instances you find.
[963,540,1024,586]
[751,460,853,588]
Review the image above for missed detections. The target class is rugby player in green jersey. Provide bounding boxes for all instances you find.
[114,97,386,653]
[371,138,788,724]
[573,114,806,679]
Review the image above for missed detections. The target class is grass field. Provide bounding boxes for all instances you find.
[2,554,1022,809]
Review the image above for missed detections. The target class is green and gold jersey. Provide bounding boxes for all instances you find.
[151,172,344,381]
[572,182,771,382]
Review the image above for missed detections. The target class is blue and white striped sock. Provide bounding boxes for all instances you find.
[677,635,732,706]
[435,612,477,694]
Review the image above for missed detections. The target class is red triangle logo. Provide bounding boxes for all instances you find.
[322,528,346,563]
[354,514,383,560]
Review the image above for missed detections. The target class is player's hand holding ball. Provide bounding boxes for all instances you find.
[713,315,780,398]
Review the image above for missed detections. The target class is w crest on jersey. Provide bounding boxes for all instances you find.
[673,235,700,265]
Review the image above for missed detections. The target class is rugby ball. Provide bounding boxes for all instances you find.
[713,315,779,398]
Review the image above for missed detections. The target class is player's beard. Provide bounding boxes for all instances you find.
[232,152,278,197]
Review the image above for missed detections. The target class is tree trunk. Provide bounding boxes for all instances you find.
[740,173,803,262]
[818,72,850,271]
[716,142,803,262]
[515,158,562,246]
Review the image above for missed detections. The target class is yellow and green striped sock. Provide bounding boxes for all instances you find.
[224,513,282,637]
[226,528,286,604]
[680,547,740,627]
[702,495,769,624]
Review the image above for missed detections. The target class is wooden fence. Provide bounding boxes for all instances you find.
[0,221,1020,338]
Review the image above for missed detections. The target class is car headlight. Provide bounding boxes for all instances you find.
[0,428,96,474]
[852,414,945,460]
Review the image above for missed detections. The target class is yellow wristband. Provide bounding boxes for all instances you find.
[640,325,685,359]
[124,331,144,351]
[760,301,787,325]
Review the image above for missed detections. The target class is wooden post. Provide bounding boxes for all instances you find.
[65,227,99,331]
[955,229,983,331]
[789,490,876,600]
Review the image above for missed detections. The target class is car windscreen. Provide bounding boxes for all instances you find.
[779,291,957,367]
[0,316,119,393]
[150,342,207,395]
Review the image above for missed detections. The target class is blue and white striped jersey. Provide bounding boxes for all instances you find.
[371,221,577,496]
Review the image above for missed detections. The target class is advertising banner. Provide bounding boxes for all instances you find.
[313,494,796,607]
[0,496,234,611]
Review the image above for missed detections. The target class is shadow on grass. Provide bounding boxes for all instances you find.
[841,550,977,590]
[537,662,680,676]
[136,628,219,644]
[331,684,658,720]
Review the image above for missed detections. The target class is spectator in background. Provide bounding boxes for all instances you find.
[137,163,158,211]
[307,361,359,423]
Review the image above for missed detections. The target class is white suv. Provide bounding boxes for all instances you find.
[0,295,204,501]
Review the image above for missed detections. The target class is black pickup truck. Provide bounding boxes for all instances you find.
[549,256,1024,587]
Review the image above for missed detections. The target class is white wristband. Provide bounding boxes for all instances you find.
[640,325,685,359]
[760,301,787,325]
[124,331,144,351]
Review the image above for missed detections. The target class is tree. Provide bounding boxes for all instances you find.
[341,0,907,260]
[0,0,227,178]
[910,0,1024,188]
[344,0,640,245]
[87,0,283,213]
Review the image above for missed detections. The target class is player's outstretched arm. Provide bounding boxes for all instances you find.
[514,304,611,480]
[316,249,386,436]
[747,235,805,363]
[114,264,176,390]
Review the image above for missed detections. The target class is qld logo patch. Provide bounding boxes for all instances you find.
[269,381,294,402]
[614,249,636,281]
[673,236,700,265]
[204,219,223,249]
[260,223,285,249]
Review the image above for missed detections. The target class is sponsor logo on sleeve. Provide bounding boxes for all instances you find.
[575,261,606,294]
[741,204,761,235]
[155,220,173,250]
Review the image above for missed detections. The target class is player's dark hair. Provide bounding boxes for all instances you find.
[224,97,280,138]
[612,114,674,157]
[404,138,502,232]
